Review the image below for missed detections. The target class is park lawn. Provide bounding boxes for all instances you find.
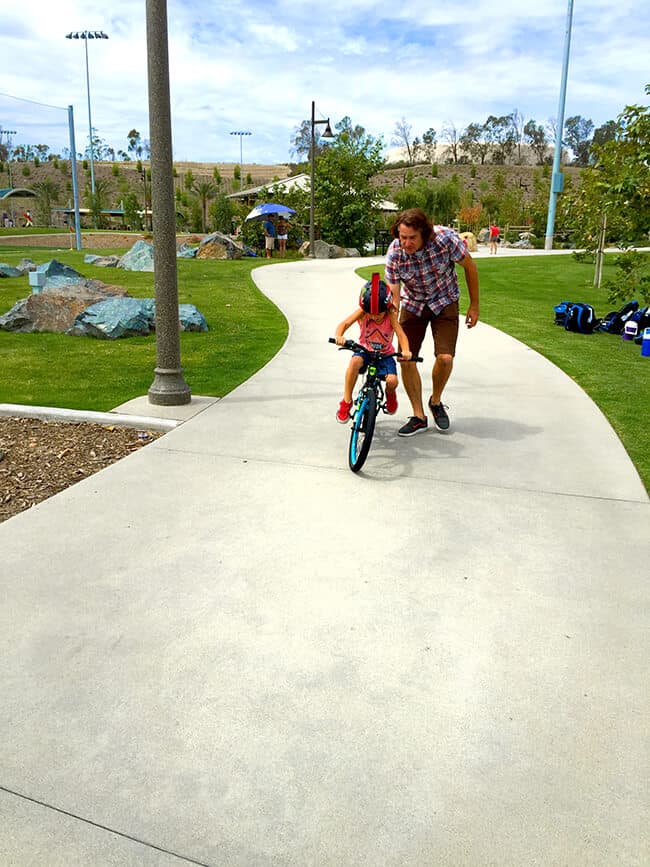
[0,245,287,411]
[358,255,649,493]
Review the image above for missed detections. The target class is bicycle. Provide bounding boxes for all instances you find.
[329,338,422,473]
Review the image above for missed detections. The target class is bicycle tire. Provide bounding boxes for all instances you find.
[348,389,376,472]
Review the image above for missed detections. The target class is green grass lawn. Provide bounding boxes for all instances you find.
[358,255,649,493]
[0,245,288,411]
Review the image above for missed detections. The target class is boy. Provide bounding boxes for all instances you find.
[334,274,411,423]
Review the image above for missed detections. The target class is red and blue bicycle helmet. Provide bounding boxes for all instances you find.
[360,272,392,314]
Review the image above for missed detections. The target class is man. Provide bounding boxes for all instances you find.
[384,208,480,437]
[263,217,276,258]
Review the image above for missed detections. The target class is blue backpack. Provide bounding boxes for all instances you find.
[554,301,598,334]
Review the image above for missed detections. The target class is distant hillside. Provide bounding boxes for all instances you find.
[373,163,584,206]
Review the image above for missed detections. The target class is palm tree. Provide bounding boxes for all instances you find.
[32,178,60,226]
[84,176,113,229]
[192,180,217,233]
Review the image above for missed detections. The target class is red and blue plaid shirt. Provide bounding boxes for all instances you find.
[384,227,467,316]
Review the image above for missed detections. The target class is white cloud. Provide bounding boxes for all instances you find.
[0,0,647,164]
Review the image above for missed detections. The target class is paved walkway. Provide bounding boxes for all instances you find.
[1,253,648,866]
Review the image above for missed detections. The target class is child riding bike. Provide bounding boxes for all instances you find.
[334,273,411,423]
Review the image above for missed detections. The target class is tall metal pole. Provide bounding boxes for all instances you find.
[545,0,574,250]
[146,0,191,406]
[67,106,82,250]
[83,36,96,196]
[230,131,251,192]
[309,101,316,257]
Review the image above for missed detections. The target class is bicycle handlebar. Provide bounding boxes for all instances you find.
[328,337,422,362]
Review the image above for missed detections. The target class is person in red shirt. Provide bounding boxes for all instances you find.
[489,224,500,254]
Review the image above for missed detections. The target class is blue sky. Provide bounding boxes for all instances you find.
[1,0,648,165]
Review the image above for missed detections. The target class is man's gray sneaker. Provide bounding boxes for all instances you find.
[429,401,450,430]
[398,416,428,437]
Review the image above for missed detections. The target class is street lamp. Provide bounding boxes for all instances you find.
[65,30,109,197]
[230,130,252,191]
[309,101,334,257]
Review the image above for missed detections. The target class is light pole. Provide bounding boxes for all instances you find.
[544,0,574,250]
[230,130,251,191]
[309,101,333,257]
[65,30,109,197]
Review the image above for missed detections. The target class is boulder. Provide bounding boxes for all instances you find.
[37,259,85,288]
[299,240,359,259]
[177,242,198,258]
[69,297,155,339]
[84,253,120,267]
[459,232,478,252]
[178,304,208,332]
[0,263,21,278]
[69,298,208,339]
[196,232,245,260]
[0,281,131,333]
[118,239,155,272]
[16,258,37,274]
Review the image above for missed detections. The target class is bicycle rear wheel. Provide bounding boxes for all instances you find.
[348,389,376,472]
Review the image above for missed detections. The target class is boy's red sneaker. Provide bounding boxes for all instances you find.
[385,391,398,415]
[336,399,352,423]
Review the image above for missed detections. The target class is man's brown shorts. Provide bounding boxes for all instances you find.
[399,301,459,357]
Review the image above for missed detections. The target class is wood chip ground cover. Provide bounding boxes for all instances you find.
[0,417,162,523]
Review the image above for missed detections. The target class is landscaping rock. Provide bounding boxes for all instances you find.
[299,240,358,259]
[196,232,245,260]
[459,232,478,252]
[84,253,121,267]
[178,304,208,332]
[69,297,155,339]
[37,259,85,288]
[0,281,130,333]
[177,243,198,258]
[0,263,21,278]
[118,239,155,272]
[16,258,37,274]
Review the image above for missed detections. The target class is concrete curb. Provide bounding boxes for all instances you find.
[0,403,178,432]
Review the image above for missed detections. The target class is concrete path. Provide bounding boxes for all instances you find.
[1,253,648,866]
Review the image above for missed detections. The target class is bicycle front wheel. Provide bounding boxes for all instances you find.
[348,389,377,473]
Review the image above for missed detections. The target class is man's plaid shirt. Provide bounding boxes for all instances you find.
[384,227,467,316]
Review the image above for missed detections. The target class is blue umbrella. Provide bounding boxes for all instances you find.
[245,202,296,222]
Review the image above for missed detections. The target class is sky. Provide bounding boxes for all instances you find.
[1,0,648,166]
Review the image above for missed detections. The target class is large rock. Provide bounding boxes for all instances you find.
[196,231,245,260]
[0,263,21,278]
[69,297,155,339]
[118,240,155,272]
[0,281,130,333]
[37,259,85,288]
[177,242,198,259]
[84,253,121,267]
[299,240,359,259]
[69,298,208,339]
[459,231,478,252]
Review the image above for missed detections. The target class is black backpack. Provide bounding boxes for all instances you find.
[565,302,599,334]
[596,300,639,334]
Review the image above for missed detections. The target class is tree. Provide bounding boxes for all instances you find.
[392,118,415,165]
[209,193,236,234]
[523,120,549,165]
[314,120,386,250]
[192,179,217,233]
[564,115,594,166]
[440,122,460,163]
[509,109,526,163]
[560,87,650,301]
[32,177,60,226]
[460,123,489,164]
[414,128,436,164]
[127,129,143,160]
[84,176,112,228]
[122,192,141,230]
[591,120,617,152]
[290,117,334,161]
[483,115,516,164]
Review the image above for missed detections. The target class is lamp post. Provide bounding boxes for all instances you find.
[65,30,109,197]
[230,130,251,191]
[309,101,333,257]
[544,0,574,250]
